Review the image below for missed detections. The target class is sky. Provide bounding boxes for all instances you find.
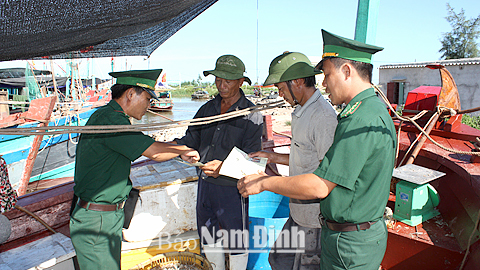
[1,0,479,85]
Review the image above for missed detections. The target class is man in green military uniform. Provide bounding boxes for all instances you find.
[70,69,200,270]
[238,30,396,270]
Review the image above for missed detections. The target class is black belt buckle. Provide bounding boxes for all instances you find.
[318,213,326,226]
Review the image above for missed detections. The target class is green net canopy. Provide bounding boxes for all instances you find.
[0,0,217,61]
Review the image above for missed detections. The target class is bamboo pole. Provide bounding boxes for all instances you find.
[50,59,59,98]
[404,113,440,165]
[17,96,57,196]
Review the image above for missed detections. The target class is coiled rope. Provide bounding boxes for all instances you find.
[373,85,480,156]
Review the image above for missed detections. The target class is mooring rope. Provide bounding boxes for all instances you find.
[373,85,480,156]
[0,100,285,136]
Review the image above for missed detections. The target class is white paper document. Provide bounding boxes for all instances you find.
[219,146,268,179]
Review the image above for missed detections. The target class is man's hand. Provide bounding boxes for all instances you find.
[248,151,273,163]
[181,149,200,164]
[201,160,223,178]
[249,150,289,166]
[237,172,269,198]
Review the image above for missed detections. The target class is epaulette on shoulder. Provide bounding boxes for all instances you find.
[340,101,362,118]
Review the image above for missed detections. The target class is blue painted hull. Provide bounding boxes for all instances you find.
[0,107,97,187]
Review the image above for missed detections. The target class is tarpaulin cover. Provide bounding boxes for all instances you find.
[0,76,68,89]
[0,0,217,61]
[0,68,67,89]
[0,68,51,79]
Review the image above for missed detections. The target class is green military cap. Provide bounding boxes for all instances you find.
[203,55,252,85]
[315,29,383,71]
[109,69,162,100]
[264,51,322,86]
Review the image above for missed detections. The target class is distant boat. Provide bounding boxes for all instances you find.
[149,90,173,111]
[191,89,210,99]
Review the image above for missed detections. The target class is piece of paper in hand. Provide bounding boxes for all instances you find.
[173,157,205,167]
[219,146,268,179]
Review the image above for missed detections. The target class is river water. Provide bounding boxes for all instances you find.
[132,97,208,125]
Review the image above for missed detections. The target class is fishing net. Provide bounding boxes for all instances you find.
[0,0,217,61]
[25,63,42,101]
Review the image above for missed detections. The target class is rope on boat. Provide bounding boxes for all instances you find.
[67,112,80,145]
[0,100,285,136]
[396,114,439,166]
[14,204,57,234]
[373,85,480,157]
[37,117,61,155]
[273,130,292,138]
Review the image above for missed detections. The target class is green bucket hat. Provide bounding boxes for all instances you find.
[109,69,162,100]
[263,52,322,86]
[203,55,252,85]
[315,29,383,71]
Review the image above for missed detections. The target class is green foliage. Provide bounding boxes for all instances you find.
[170,83,277,97]
[170,85,214,97]
[462,114,480,130]
[439,3,480,59]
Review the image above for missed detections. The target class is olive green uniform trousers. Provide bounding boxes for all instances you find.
[70,205,124,270]
[320,221,387,270]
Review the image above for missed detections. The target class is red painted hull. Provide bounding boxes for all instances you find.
[381,120,480,269]
[149,105,173,112]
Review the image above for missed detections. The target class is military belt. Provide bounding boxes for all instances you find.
[319,214,377,232]
[78,199,125,211]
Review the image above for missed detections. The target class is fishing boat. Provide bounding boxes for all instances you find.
[149,90,173,112]
[0,112,290,270]
[0,88,111,190]
[379,64,480,269]
[191,89,210,99]
[8,1,479,269]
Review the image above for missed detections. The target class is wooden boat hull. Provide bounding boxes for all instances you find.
[0,114,290,269]
[381,125,480,269]
[191,90,210,99]
[1,109,96,187]
[149,104,173,112]
[191,94,210,99]
[150,91,174,111]
[381,63,480,269]
[0,178,74,253]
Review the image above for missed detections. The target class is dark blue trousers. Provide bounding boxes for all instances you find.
[196,179,249,252]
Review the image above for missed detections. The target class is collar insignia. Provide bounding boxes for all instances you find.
[340,101,362,118]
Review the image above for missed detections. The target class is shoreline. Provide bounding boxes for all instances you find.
[151,105,293,142]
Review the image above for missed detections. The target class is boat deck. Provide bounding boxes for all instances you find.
[382,121,480,269]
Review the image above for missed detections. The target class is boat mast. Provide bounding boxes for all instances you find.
[354,0,380,44]
[50,59,59,98]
